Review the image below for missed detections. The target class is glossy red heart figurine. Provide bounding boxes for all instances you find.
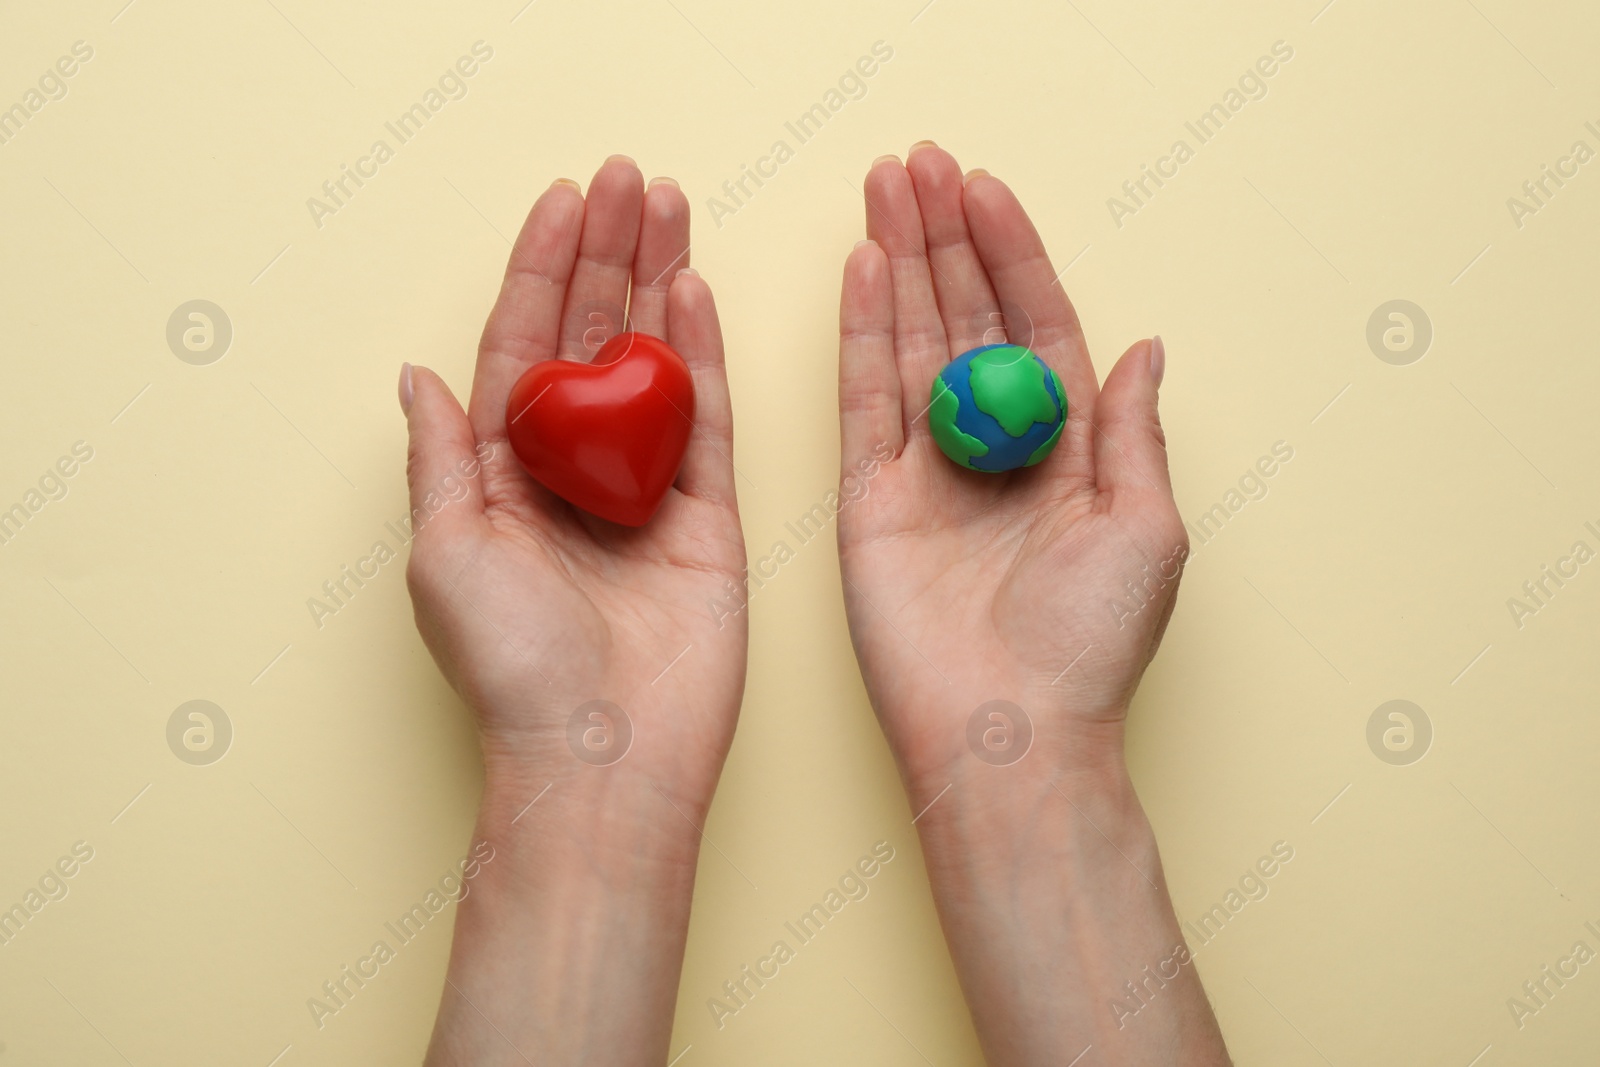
[504,332,695,526]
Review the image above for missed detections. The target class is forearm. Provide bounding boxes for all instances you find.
[424,763,704,1066]
[910,754,1229,1067]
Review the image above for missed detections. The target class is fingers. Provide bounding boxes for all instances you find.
[468,180,584,445]
[964,173,1100,486]
[904,143,1002,355]
[403,364,486,544]
[558,155,645,359]
[963,174,1099,423]
[839,239,903,466]
[863,156,948,433]
[1093,337,1177,509]
[666,269,737,506]
[628,178,692,340]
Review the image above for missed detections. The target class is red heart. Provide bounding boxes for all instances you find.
[504,332,695,526]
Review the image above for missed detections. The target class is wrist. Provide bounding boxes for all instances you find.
[477,754,708,877]
[903,748,1226,1066]
[911,750,1154,872]
[890,694,1133,814]
[427,758,707,1065]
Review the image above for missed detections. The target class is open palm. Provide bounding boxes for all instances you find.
[837,146,1186,794]
[403,157,746,814]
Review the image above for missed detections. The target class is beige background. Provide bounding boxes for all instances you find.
[2,0,1597,1063]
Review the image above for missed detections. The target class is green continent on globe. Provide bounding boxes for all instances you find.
[969,346,1059,437]
[928,376,988,469]
[1024,368,1067,466]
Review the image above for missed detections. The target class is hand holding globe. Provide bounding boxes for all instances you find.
[835,143,1214,1063]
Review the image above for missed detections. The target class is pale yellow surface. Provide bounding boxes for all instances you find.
[3,0,1598,1063]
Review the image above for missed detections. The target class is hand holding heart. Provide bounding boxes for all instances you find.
[400,157,745,818]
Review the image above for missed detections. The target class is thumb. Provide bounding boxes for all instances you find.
[401,363,485,541]
[1093,337,1175,508]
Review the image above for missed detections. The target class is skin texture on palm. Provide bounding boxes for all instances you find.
[837,144,1230,1065]
[404,157,746,1065]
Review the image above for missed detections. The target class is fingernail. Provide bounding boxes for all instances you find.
[1150,336,1165,389]
[648,176,679,189]
[963,168,990,185]
[676,266,699,278]
[871,153,900,168]
[854,239,875,250]
[550,177,581,191]
[908,139,938,155]
[605,153,637,167]
[399,362,414,415]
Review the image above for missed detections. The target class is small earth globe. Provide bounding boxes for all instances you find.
[929,344,1066,472]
